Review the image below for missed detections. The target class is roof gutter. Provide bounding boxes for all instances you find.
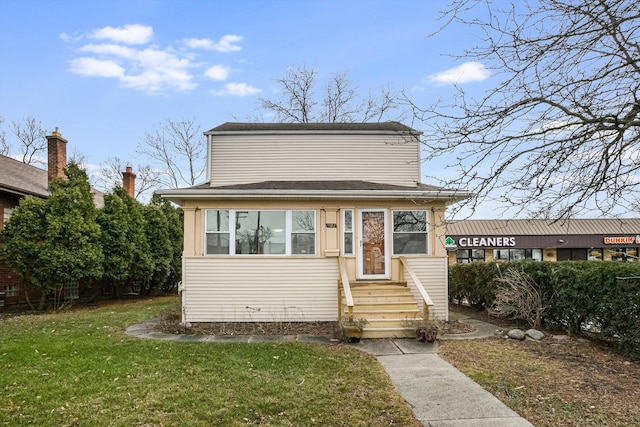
[157,188,472,204]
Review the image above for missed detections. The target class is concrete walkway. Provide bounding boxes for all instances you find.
[125,315,533,426]
[349,338,533,426]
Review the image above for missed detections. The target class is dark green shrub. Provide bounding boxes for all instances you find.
[448,262,499,309]
[448,260,640,359]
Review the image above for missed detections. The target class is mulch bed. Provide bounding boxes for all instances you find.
[156,308,477,337]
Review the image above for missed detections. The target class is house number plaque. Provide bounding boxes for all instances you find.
[326,223,337,228]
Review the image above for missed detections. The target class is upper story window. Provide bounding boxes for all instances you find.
[205,209,316,256]
[392,210,428,255]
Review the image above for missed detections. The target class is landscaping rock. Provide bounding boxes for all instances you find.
[507,329,526,340]
[526,329,544,340]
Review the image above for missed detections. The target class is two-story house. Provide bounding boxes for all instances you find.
[158,122,470,337]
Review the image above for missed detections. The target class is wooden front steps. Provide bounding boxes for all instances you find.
[340,281,422,339]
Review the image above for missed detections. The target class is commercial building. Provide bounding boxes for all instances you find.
[446,218,640,264]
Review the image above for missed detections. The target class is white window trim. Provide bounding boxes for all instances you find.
[391,210,430,255]
[342,209,354,256]
[204,209,317,256]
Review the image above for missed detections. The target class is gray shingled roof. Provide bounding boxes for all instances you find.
[158,180,471,204]
[206,122,420,134]
[447,218,640,236]
[0,155,49,197]
[0,154,104,207]
[194,180,441,192]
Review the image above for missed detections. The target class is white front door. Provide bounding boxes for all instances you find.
[358,209,389,279]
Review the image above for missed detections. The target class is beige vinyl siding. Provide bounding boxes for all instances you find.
[182,257,339,322]
[209,134,420,186]
[400,256,449,321]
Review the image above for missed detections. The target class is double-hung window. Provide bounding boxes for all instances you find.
[291,210,316,255]
[205,210,230,254]
[205,209,316,256]
[392,210,428,255]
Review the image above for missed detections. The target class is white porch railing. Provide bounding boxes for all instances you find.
[338,257,354,319]
[398,256,435,320]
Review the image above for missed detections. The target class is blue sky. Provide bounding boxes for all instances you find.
[1,0,494,213]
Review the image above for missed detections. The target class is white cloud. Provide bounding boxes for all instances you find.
[68,57,124,78]
[121,70,195,93]
[204,65,231,81]
[64,24,247,94]
[90,24,153,45]
[214,82,262,96]
[79,43,136,59]
[427,61,490,85]
[182,35,243,52]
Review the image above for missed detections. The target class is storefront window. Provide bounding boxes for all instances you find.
[588,248,603,261]
[493,248,542,262]
[456,249,485,263]
[610,248,639,262]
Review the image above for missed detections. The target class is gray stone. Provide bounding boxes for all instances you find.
[507,329,526,340]
[525,329,544,340]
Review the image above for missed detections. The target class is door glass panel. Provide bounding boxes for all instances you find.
[362,211,385,275]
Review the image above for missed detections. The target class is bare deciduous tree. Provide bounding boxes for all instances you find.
[489,269,546,329]
[5,116,48,166]
[0,116,8,156]
[137,117,205,188]
[95,156,161,200]
[410,0,640,219]
[258,65,403,123]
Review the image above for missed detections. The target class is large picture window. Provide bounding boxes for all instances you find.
[205,209,316,256]
[392,210,428,255]
[235,210,286,254]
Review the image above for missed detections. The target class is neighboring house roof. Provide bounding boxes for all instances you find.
[447,218,640,236]
[206,122,421,134]
[0,154,104,208]
[0,155,49,198]
[159,180,471,203]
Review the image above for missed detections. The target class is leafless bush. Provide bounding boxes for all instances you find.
[489,269,546,329]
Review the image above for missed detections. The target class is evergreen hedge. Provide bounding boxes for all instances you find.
[449,260,640,359]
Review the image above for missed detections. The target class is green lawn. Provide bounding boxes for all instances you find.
[0,297,419,426]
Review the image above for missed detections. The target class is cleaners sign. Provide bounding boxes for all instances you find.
[603,235,640,245]
[451,236,517,248]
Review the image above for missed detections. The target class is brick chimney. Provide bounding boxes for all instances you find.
[122,166,136,198]
[46,127,67,183]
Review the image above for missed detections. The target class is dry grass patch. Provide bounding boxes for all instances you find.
[439,336,640,426]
